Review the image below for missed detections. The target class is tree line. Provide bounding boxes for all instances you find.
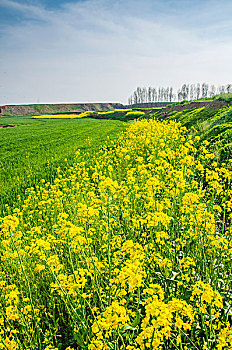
[128,83,232,105]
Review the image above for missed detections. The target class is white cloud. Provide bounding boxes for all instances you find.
[0,0,50,20]
[1,0,232,104]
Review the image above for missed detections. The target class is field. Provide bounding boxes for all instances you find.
[0,116,126,213]
[153,100,232,163]
[0,109,232,350]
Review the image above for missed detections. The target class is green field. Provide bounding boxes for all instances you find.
[0,116,127,213]
[0,116,232,349]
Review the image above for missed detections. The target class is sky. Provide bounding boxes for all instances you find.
[0,0,232,105]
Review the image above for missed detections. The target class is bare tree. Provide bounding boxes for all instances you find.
[148,87,152,102]
[152,88,157,102]
[218,85,225,95]
[209,85,216,98]
[201,83,209,98]
[169,87,174,102]
[196,84,201,100]
[133,91,138,104]
[226,84,232,93]
[190,84,196,100]
[177,89,182,101]
[180,84,188,100]
[127,82,231,105]
[186,84,189,100]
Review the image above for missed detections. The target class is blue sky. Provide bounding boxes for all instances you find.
[0,0,232,104]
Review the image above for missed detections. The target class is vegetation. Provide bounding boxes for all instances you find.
[1,98,232,349]
[214,93,232,103]
[32,112,94,119]
[125,111,145,118]
[128,83,232,104]
[0,118,232,349]
[94,110,131,121]
[88,110,143,122]
[153,101,232,163]
[32,114,80,119]
[31,110,144,122]
[0,116,126,213]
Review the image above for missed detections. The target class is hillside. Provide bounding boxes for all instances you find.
[151,98,232,162]
[0,102,175,117]
[0,102,124,116]
[1,97,231,162]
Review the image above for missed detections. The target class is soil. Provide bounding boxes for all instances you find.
[0,103,124,117]
[163,100,227,113]
[0,124,20,128]
[155,100,229,119]
[0,100,229,118]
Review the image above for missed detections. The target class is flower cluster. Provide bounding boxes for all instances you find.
[0,119,231,349]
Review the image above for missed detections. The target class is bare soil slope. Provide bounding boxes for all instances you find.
[0,103,124,116]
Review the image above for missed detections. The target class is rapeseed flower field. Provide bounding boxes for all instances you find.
[0,119,232,349]
[32,112,92,119]
[32,114,78,119]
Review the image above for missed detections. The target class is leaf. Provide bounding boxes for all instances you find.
[73,333,85,348]
[132,311,141,328]
[123,324,137,331]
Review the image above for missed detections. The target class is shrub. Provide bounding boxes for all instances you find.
[125,111,145,119]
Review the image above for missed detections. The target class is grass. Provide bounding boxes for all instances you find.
[31,110,144,122]
[93,110,131,121]
[152,103,232,162]
[0,119,232,349]
[213,92,232,102]
[125,111,145,118]
[0,116,127,213]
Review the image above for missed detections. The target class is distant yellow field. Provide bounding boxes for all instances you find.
[32,114,80,119]
[32,111,96,119]
[98,109,132,115]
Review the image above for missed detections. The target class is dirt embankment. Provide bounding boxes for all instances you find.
[0,103,124,116]
[155,100,229,119]
[125,102,172,109]
[167,100,226,112]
